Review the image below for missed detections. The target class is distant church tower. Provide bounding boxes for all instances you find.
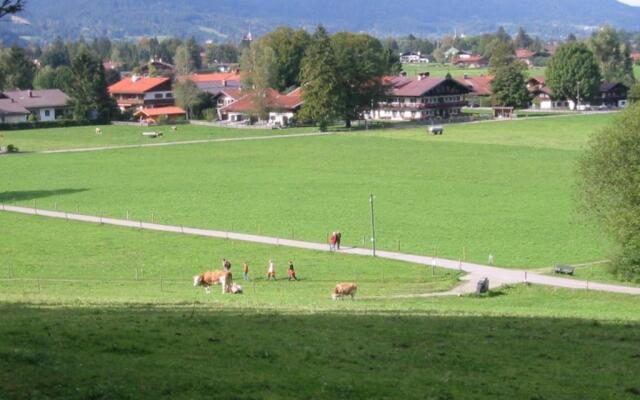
[241,32,253,48]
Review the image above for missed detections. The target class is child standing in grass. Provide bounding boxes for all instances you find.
[267,260,276,280]
[287,261,298,281]
[243,262,250,281]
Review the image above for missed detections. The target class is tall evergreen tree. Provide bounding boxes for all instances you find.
[68,47,114,122]
[0,45,36,90]
[299,25,344,131]
[0,0,23,19]
[590,26,635,87]
[513,27,533,49]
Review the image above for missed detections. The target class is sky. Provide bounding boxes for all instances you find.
[618,0,640,6]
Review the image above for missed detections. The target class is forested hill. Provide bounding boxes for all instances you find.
[2,0,640,43]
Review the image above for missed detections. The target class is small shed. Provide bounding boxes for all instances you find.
[493,106,514,119]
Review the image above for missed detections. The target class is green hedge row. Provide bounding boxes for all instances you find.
[0,120,97,131]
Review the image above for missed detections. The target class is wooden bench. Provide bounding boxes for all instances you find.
[553,264,575,275]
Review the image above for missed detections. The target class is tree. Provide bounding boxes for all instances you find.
[567,33,577,42]
[299,25,344,131]
[513,27,533,49]
[40,38,71,68]
[0,0,23,19]
[174,79,203,119]
[240,44,278,120]
[258,27,311,91]
[67,47,114,122]
[577,104,640,281]
[33,65,74,92]
[488,40,515,73]
[491,62,530,108]
[331,32,390,128]
[185,37,202,70]
[546,42,601,106]
[590,26,635,87]
[495,26,512,43]
[174,44,194,75]
[628,83,640,104]
[0,45,35,90]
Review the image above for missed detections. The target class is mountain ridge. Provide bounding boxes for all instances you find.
[2,0,640,43]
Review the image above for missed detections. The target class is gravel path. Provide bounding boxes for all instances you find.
[3,204,639,296]
[31,131,333,155]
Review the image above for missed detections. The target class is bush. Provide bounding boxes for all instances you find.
[203,108,217,122]
[6,144,19,153]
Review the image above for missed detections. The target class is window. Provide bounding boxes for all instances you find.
[166,93,173,98]
[154,93,163,99]
[44,110,51,117]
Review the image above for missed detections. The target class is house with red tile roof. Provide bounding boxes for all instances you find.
[134,106,186,124]
[108,76,174,112]
[455,75,494,106]
[367,75,470,121]
[515,49,550,67]
[452,55,488,68]
[0,89,70,123]
[218,88,303,126]
[179,70,242,97]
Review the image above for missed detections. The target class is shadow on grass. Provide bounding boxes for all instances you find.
[0,188,88,203]
[0,304,639,400]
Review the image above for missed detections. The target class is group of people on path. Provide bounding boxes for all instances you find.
[329,231,342,251]
[222,258,298,281]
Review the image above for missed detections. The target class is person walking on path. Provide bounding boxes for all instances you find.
[267,259,276,280]
[329,232,337,251]
[287,260,298,281]
[336,231,342,250]
[243,262,250,281]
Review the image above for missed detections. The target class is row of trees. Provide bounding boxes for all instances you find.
[240,26,398,130]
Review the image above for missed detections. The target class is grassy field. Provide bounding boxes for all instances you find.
[402,63,545,78]
[0,114,614,268]
[0,124,318,153]
[2,213,640,399]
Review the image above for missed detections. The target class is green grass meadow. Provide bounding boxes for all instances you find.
[2,213,640,399]
[3,113,640,399]
[0,123,316,153]
[0,114,613,268]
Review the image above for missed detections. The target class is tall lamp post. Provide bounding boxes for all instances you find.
[369,194,376,257]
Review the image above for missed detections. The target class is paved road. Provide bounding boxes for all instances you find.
[3,204,639,296]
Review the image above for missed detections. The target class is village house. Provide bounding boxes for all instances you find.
[108,76,174,112]
[452,54,489,69]
[0,89,70,123]
[366,74,470,121]
[515,48,549,67]
[134,106,186,124]
[399,52,431,64]
[217,87,303,126]
[183,70,242,96]
[140,59,176,76]
[456,74,494,106]
[528,76,629,110]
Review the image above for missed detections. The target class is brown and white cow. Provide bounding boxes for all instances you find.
[193,270,233,294]
[332,283,357,300]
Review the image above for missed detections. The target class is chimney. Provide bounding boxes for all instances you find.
[28,90,33,97]
[223,79,227,87]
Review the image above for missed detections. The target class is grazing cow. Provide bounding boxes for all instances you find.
[95,128,103,135]
[193,270,233,294]
[171,126,178,132]
[332,283,358,300]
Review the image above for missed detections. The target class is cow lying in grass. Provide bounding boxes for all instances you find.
[332,283,358,300]
[193,270,233,294]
